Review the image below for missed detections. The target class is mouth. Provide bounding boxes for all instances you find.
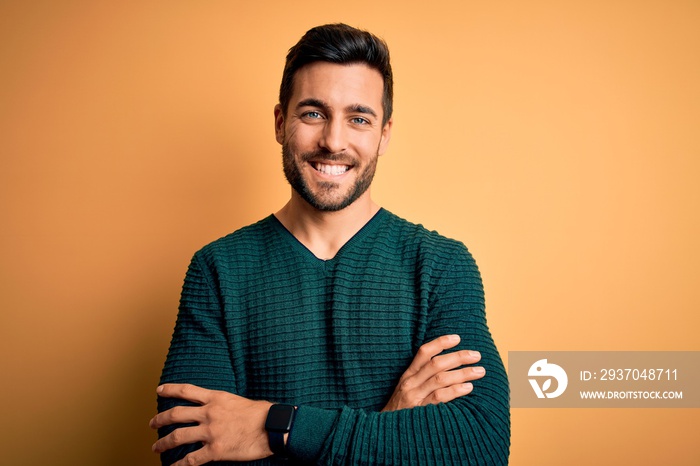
[309,161,351,176]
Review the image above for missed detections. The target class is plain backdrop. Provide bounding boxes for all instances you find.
[1,1,698,465]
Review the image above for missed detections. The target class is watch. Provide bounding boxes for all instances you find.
[265,404,297,456]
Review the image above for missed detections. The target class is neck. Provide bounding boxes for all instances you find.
[274,191,380,260]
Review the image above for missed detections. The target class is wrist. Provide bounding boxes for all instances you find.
[256,401,275,458]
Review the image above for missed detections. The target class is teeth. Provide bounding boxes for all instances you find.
[313,163,349,175]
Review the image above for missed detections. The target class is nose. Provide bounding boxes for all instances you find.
[319,118,348,154]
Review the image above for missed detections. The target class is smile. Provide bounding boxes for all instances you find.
[310,162,350,176]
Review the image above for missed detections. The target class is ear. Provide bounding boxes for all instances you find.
[274,104,285,145]
[377,118,393,156]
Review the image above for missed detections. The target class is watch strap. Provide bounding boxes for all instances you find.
[268,430,287,456]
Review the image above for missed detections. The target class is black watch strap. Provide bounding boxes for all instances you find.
[268,430,286,456]
[265,404,297,457]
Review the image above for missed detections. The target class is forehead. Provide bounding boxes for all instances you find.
[290,62,384,113]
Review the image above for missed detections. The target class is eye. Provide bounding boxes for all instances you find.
[351,117,370,125]
[303,111,322,119]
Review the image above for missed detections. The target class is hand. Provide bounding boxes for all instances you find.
[382,334,484,412]
[150,384,273,466]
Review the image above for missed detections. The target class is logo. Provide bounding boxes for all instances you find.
[528,359,568,398]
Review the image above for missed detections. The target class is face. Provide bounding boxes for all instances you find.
[275,62,392,212]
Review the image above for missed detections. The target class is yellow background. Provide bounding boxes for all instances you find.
[1,1,698,465]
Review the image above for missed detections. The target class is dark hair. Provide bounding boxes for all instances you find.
[279,23,393,125]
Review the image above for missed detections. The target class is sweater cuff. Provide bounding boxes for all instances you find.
[287,405,340,462]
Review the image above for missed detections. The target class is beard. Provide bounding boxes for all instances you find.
[282,143,378,212]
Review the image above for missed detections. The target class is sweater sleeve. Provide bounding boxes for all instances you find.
[157,252,239,466]
[287,244,510,465]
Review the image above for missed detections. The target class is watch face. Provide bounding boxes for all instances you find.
[265,404,296,432]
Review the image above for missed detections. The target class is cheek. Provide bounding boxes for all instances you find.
[283,125,296,144]
[287,121,319,142]
[356,135,383,156]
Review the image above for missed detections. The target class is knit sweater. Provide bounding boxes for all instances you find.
[158,208,510,465]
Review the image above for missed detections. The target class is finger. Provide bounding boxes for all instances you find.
[412,350,482,387]
[425,366,485,394]
[157,383,213,404]
[150,405,204,429]
[439,366,485,386]
[152,425,206,453]
[405,335,461,376]
[172,445,212,466]
[421,382,474,406]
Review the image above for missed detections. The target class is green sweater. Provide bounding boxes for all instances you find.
[158,209,510,465]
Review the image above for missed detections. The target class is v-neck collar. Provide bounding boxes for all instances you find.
[268,208,387,268]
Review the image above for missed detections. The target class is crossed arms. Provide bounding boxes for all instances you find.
[151,335,485,465]
[152,243,510,465]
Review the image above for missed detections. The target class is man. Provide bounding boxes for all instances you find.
[150,23,510,465]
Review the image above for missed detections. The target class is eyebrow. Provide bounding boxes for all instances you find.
[347,104,378,118]
[296,98,328,111]
[296,98,378,118]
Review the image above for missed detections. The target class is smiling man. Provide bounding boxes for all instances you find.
[278,62,389,217]
[151,24,510,465]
